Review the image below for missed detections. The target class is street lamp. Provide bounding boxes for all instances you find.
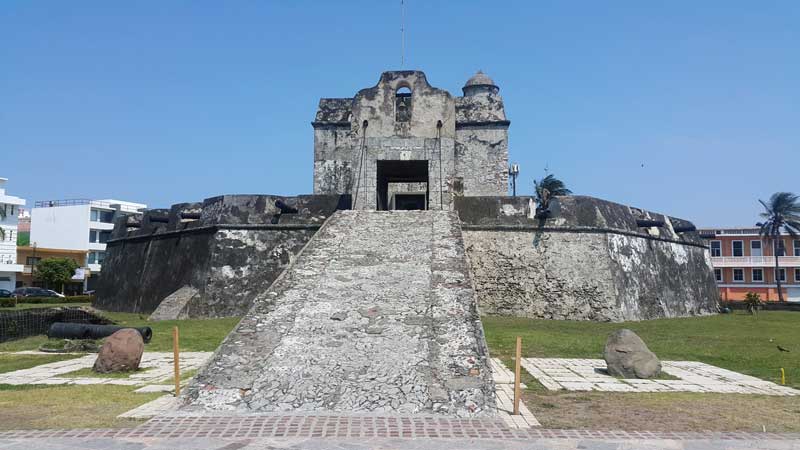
[508,164,520,197]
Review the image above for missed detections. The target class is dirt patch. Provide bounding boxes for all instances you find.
[525,390,800,432]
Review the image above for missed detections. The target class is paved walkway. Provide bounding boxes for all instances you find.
[1,416,798,449]
[522,358,800,395]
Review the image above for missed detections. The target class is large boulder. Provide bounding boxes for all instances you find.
[603,329,661,378]
[93,329,144,373]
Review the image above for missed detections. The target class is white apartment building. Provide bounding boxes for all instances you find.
[0,178,25,291]
[30,198,146,288]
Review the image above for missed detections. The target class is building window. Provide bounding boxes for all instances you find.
[777,268,786,282]
[710,240,721,257]
[90,209,114,223]
[88,251,105,265]
[89,230,112,244]
[714,268,722,282]
[733,268,744,282]
[732,240,744,257]
[750,240,762,257]
[25,257,41,266]
[777,240,786,256]
[795,268,800,282]
[395,87,412,122]
[752,268,763,282]
[794,240,800,257]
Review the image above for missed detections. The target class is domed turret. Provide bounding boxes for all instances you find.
[462,70,499,96]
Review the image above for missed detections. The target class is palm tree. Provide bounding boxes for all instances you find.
[757,192,800,302]
[533,174,572,217]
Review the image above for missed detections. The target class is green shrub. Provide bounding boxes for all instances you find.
[744,292,762,315]
[0,298,17,308]
[17,296,94,304]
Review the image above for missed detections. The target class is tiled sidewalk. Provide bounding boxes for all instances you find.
[491,358,540,428]
[0,351,212,386]
[522,358,800,395]
[0,415,798,441]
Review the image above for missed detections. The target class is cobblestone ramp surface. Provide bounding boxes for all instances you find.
[182,210,495,417]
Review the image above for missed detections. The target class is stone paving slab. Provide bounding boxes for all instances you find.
[118,395,179,419]
[0,351,212,386]
[522,358,800,395]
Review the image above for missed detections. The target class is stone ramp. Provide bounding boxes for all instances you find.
[148,286,198,321]
[182,210,495,417]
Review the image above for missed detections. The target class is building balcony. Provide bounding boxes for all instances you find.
[88,242,107,251]
[711,256,800,267]
[0,263,25,273]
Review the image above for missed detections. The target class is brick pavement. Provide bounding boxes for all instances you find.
[0,415,798,441]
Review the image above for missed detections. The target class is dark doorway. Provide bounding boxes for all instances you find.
[393,194,427,210]
[376,160,429,210]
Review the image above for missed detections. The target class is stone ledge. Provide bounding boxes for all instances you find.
[461,224,709,249]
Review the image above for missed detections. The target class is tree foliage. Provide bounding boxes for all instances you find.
[35,258,80,292]
[757,192,800,302]
[533,174,572,217]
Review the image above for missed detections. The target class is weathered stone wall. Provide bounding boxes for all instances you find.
[456,196,719,322]
[95,194,347,318]
[455,126,508,197]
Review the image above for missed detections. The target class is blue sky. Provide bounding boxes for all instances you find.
[1,1,797,227]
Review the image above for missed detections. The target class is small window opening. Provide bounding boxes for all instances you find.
[395,87,412,122]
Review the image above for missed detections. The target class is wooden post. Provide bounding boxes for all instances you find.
[513,336,522,415]
[173,326,180,396]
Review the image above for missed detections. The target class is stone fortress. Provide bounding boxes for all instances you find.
[97,70,718,323]
[95,70,719,416]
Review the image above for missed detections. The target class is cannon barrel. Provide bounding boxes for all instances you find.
[673,224,697,233]
[147,216,170,224]
[180,211,202,220]
[47,323,153,343]
[636,219,665,228]
[275,200,298,214]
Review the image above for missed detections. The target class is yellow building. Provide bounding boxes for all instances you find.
[16,246,90,295]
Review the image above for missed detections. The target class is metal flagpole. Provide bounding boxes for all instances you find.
[401,0,405,67]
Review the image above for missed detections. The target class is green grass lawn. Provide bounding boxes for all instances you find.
[62,367,152,379]
[482,310,800,389]
[0,310,240,353]
[0,354,82,374]
[2,301,92,311]
[0,384,161,430]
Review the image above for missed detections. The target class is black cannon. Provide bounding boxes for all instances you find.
[275,199,298,214]
[636,219,666,228]
[47,323,153,343]
[180,211,202,220]
[673,224,697,233]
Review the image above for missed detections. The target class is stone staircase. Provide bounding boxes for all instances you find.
[182,210,496,417]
